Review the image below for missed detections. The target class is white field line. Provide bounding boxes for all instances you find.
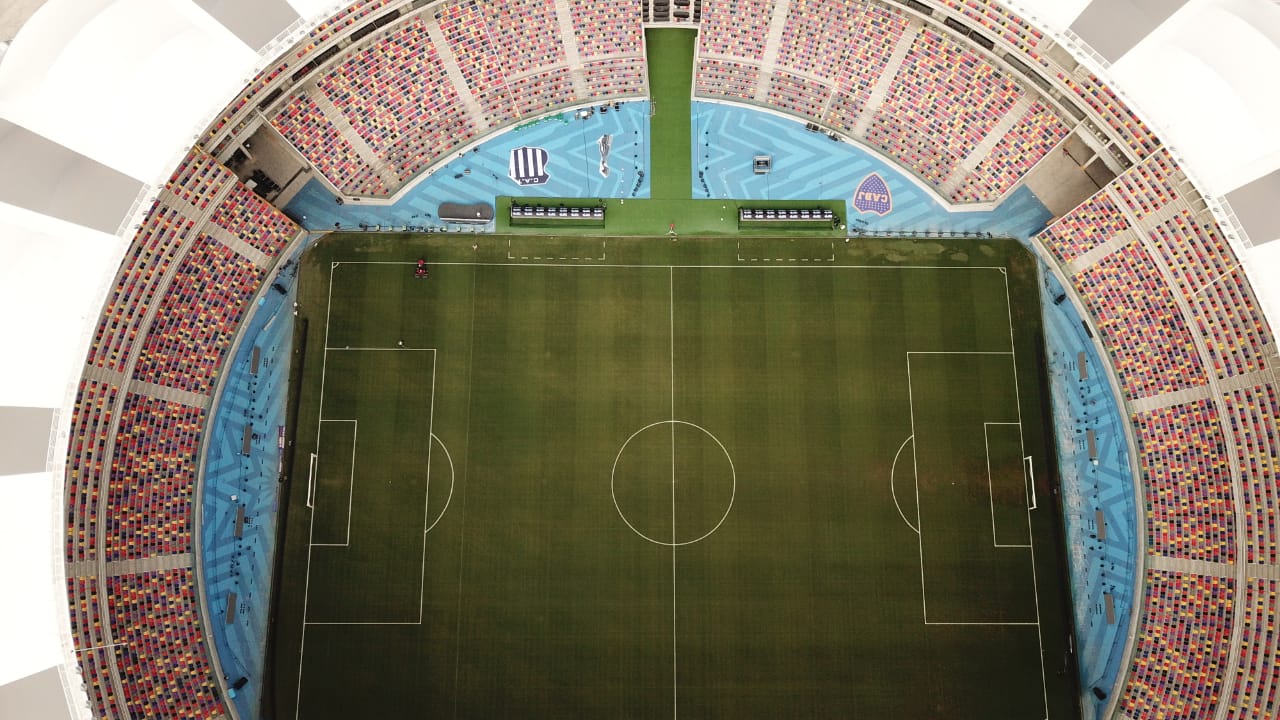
[906,351,1042,634]
[294,260,441,719]
[311,419,357,548]
[1000,271,1050,720]
[906,354,926,624]
[341,260,1008,271]
[889,435,919,534]
[984,422,1031,549]
[302,350,437,626]
[294,260,338,720]
[452,264,481,718]
[669,266,678,720]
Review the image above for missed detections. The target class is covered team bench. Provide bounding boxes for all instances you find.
[738,206,837,230]
[510,202,606,227]
[439,202,495,224]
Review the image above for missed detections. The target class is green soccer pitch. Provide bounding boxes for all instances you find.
[268,232,1080,718]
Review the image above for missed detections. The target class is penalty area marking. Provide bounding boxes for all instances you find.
[985,422,1031,549]
[311,419,358,548]
[890,435,919,534]
[424,433,455,534]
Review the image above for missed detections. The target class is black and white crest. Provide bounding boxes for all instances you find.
[508,146,551,186]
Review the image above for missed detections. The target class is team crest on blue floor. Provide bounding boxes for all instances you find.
[509,146,551,186]
[852,173,892,215]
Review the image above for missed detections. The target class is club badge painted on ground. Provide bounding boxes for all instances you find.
[852,172,893,216]
[509,146,551,186]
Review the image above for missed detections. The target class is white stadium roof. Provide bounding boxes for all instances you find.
[0,0,1276,717]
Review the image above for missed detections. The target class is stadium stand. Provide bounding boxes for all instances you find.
[695,58,762,102]
[104,395,206,562]
[1226,578,1280,720]
[1072,242,1208,400]
[209,184,298,256]
[1147,211,1274,380]
[1133,400,1236,563]
[1110,148,1181,220]
[65,145,301,719]
[1037,195,1132,265]
[1057,71,1161,160]
[59,1,1280,719]
[305,0,396,52]
[950,101,1068,202]
[166,151,235,212]
[264,0,646,197]
[130,236,267,395]
[869,28,1024,168]
[765,70,831,120]
[269,93,392,196]
[313,17,475,175]
[87,204,198,374]
[106,569,225,719]
[1224,386,1280,565]
[568,0,645,58]
[819,3,911,133]
[65,380,118,563]
[66,577,123,719]
[697,0,775,62]
[693,4,1070,203]
[936,0,1046,60]
[1119,570,1235,720]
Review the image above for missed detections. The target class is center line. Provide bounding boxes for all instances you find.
[669,266,678,720]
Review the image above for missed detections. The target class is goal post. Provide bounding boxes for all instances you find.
[1024,455,1036,511]
[307,452,318,509]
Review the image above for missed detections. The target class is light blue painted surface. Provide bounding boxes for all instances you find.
[200,258,300,719]
[692,101,1052,239]
[284,102,650,231]
[1041,269,1138,718]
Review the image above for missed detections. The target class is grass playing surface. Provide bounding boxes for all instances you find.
[270,233,1079,718]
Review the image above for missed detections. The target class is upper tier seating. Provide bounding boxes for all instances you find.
[1120,570,1235,720]
[866,28,1023,185]
[1058,72,1161,160]
[1038,194,1131,265]
[270,92,393,196]
[1224,385,1280,565]
[87,203,197,374]
[66,380,118,563]
[1148,211,1273,380]
[66,577,123,719]
[937,0,1044,60]
[697,0,775,61]
[1226,578,1280,720]
[1133,400,1236,563]
[1073,242,1208,399]
[130,235,265,395]
[568,0,644,59]
[107,569,225,719]
[1111,148,1180,220]
[104,394,205,562]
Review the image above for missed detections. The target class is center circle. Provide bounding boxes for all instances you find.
[610,420,736,546]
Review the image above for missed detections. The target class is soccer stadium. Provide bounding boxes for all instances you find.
[0,0,1278,718]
